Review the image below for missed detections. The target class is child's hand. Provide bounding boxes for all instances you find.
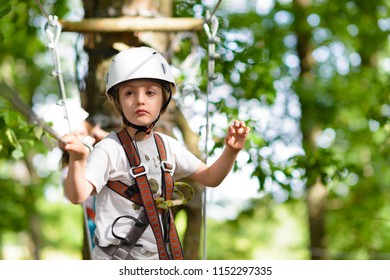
[60,134,89,161]
[225,120,250,151]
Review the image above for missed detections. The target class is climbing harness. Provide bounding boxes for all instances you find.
[201,0,222,260]
[101,129,192,260]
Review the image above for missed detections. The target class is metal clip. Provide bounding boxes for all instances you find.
[161,161,174,176]
[129,164,149,178]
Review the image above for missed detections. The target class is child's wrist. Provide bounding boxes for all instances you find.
[225,145,242,154]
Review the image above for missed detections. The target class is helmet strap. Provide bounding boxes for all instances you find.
[122,115,160,135]
[160,87,172,113]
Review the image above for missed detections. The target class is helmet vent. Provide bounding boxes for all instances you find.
[161,63,166,75]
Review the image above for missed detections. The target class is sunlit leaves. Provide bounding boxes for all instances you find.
[0,110,44,160]
[0,0,12,43]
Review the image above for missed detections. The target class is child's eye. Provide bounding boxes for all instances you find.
[125,91,133,96]
[146,90,156,96]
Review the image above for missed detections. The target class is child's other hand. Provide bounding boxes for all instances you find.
[225,120,250,151]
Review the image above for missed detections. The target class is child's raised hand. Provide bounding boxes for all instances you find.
[60,133,89,161]
[225,120,250,151]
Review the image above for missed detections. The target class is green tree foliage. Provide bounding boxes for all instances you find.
[0,0,11,43]
[209,0,390,259]
[0,0,77,259]
[176,0,389,259]
[206,198,309,259]
[292,0,390,259]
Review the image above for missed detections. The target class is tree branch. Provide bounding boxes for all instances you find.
[61,17,203,33]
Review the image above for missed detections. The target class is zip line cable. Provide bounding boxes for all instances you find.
[202,0,222,260]
[206,0,223,22]
[34,0,50,21]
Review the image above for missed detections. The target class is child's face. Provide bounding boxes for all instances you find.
[118,79,164,128]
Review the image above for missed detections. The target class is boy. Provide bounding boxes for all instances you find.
[62,47,250,260]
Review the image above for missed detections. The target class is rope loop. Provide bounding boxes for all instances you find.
[44,15,61,49]
[203,16,219,86]
[203,13,219,42]
[201,6,222,261]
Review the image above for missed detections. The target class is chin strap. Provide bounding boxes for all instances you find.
[123,115,160,135]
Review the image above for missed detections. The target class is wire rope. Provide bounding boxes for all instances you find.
[35,0,72,133]
[34,0,94,257]
[201,0,222,260]
[207,0,223,22]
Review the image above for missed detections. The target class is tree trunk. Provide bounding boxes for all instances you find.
[80,0,203,259]
[171,103,204,260]
[293,0,328,259]
[307,177,328,259]
[24,157,42,260]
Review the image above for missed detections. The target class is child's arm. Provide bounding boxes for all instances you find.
[190,120,250,187]
[61,134,95,204]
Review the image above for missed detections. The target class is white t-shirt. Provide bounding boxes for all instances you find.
[86,131,202,252]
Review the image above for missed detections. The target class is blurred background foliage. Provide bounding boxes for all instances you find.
[0,0,389,259]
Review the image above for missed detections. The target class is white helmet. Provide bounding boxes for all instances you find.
[105,47,176,95]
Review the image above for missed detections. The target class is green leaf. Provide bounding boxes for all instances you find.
[34,125,44,140]
[5,128,20,148]
[0,4,11,18]
[11,148,24,160]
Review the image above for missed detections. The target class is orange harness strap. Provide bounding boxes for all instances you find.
[107,129,184,260]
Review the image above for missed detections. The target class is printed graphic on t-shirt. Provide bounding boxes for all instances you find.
[143,153,163,178]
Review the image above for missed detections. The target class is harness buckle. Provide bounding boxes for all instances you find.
[125,184,139,198]
[161,161,174,176]
[129,164,149,178]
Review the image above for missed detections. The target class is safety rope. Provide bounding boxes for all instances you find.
[35,0,93,257]
[45,18,72,133]
[202,0,222,260]
[35,0,72,134]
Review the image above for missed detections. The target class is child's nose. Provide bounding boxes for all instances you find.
[135,92,146,104]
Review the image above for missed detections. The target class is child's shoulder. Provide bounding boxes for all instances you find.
[154,132,179,144]
[95,131,122,148]
[154,132,190,153]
